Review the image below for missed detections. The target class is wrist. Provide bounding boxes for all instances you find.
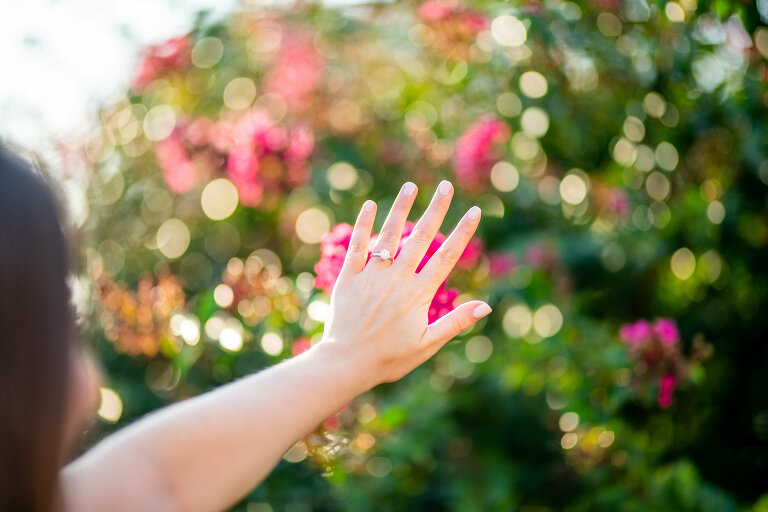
[304,338,379,395]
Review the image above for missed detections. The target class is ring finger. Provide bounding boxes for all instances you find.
[368,181,418,266]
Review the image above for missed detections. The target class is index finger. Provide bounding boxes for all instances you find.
[338,200,377,278]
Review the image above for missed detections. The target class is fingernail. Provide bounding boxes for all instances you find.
[438,180,452,196]
[468,205,481,220]
[403,182,416,196]
[473,303,492,319]
[363,200,375,212]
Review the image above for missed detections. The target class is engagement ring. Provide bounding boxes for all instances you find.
[371,249,393,260]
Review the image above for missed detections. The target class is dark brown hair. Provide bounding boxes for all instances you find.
[0,148,74,511]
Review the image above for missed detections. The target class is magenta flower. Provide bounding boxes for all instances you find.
[453,116,510,189]
[657,373,676,409]
[429,286,459,324]
[314,221,480,322]
[653,318,680,346]
[314,223,354,295]
[619,320,653,345]
[456,237,483,270]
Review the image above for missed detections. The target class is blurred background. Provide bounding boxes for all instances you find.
[3,0,768,510]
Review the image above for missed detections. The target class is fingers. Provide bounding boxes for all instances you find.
[417,206,481,293]
[368,182,418,263]
[338,200,377,278]
[396,180,454,272]
[422,301,492,348]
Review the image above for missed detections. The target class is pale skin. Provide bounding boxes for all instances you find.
[61,180,491,512]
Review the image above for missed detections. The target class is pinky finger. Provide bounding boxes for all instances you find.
[339,200,377,278]
[422,301,491,349]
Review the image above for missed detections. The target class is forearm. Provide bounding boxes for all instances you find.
[63,341,372,512]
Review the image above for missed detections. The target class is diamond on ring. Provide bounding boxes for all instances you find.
[371,249,393,260]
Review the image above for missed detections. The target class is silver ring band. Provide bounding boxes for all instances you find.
[370,249,393,260]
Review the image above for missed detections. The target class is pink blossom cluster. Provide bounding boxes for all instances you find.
[131,36,192,91]
[453,116,511,189]
[313,221,481,323]
[218,110,314,206]
[488,252,517,278]
[418,1,488,33]
[264,33,325,110]
[155,127,199,194]
[154,111,314,205]
[619,318,680,346]
[619,318,682,409]
[417,1,489,60]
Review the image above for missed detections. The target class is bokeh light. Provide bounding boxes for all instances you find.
[157,218,190,259]
[97,387,123,423]
[201,178,239,220]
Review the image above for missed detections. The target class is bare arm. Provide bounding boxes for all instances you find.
[61,180,491,512]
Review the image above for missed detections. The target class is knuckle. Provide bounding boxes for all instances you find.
[451,315,466,335]
[436,246,456,267]
[410,228,432,245]
[348,240,365,253]
[376,231,400,245]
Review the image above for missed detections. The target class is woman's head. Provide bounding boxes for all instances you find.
[0,148,80,511]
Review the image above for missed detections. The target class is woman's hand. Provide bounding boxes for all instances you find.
[319,180,491,387]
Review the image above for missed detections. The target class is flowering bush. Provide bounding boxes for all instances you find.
[619,318,711,409]
[74,0,768,510]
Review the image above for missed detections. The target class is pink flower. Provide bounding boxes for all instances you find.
[619,320,653,345]
[155,128,197,194]
[264,33,325,110]
[488,252,517,278]
[132,36,191,91]
[322,415,341,431]
[418,1,488,32]
[220,110,315,205]
[608,188,631,217]
[458,11,489,32]
[453,116,510,189]
[291,338,312,357]
[657,373,676,409]
[418,0,453,21]
[457,237,483,269]
[226,147,262,206]
[314,221,480,322]
[429,286,459,323]
[313,223,354,294]
[654,318,680,346]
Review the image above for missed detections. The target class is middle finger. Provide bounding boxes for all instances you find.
[395,180,454,273]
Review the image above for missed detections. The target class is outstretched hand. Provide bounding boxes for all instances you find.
[320,180,492,387]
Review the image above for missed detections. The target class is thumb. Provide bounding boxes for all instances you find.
[423,301,491,348]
